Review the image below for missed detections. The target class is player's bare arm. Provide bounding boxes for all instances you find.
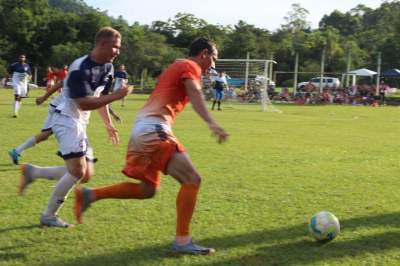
[184,79,228,143]
[74,85,132,111]
[36,81,63,105]
[98,105,119,144]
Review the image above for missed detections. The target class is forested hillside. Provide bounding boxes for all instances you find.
[1,0,400,86]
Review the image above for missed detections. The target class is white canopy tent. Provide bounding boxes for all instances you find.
[347,68,377,86]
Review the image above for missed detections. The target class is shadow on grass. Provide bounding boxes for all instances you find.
[50,212,400,266]
[0,252,26,262]
[0,245,30,262]
[0,162,19,171]
[51,243,181,266]
[0,168,18,172]
[0,225,39,234]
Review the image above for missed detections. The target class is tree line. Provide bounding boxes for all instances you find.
[1,0,400,87]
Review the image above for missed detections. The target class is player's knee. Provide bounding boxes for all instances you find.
[143,189,156,199]
[184,171,202,186]
[37,136,48,143]
[141,183,157,199]
[69,167,86,180]
[80,168,93,183]
[37,133,50,142]
[43,132,51,141]
[80,174,90,183]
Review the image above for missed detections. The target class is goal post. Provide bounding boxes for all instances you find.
[208,58,280,112]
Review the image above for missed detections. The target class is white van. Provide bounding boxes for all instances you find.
[298,77,340,90]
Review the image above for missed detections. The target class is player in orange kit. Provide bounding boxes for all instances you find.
[74,37,228,255]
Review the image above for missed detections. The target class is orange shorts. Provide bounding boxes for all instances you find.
[122,121,185,188]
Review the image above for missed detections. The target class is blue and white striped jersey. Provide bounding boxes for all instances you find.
[9,62,31,82]
[56,55,114,124]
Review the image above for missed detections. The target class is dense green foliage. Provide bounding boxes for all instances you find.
[1,0,400,85]
[2,89,400,265]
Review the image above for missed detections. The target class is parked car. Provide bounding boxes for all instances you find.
[227,75,275,88]
[254,75,276,88]
[298,77,340,90]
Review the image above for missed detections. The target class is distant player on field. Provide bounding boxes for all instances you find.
[45,67,56,93]
[211,69,228,111]
[113,64,129,107]
[56,65,69,83]
[7,54,32,117]
[19,27,132,227]
[8,64,121,164]
[8,81,63,165]
[74,37,228,255]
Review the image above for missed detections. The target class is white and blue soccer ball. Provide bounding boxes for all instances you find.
[308,211,340,241]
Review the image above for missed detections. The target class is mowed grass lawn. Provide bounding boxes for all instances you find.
[1,88,400,266]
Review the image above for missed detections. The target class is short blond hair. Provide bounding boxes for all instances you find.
[95,27,121,44]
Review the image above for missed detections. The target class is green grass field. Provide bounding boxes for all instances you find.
[2,89,400,266]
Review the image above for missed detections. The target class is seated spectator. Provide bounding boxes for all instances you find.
[304,81,314,92]
[226,86,237,99]
[267,85,277,99]
[274,87,290,102]
[334,90,345,104]
[379,80,388,105]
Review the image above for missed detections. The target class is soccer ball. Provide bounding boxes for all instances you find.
[308,211,340,241]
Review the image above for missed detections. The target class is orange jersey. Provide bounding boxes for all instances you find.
[137,59,202,124]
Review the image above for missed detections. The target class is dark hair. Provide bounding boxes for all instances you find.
[189,37,216,57]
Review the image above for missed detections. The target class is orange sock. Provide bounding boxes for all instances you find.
[176,183,199,238]
[93,182,149,201]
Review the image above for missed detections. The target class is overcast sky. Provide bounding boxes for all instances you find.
[84,0,384,31]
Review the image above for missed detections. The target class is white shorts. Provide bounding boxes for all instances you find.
[12,78,28,96]
[41,105,57,132]
[113,78,125,92]
[52,112,94,161]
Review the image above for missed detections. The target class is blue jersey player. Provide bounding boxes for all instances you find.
[211,70,228,111]
[19,27,132,227]
[7,54,31,117]
[113,64,129,106]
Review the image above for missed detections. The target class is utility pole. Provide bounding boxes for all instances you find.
[293,51,299,95]
[244,52,250,91]
[34,66,38,85]
[345,46,352,87]
[375,52,381,96]
[292,28,299,95]
[319,46,326,93]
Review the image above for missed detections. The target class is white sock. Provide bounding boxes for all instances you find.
[43,172,77,217]
[15,101,21,114]
[13,101,18,115]
[15,136,36,154]
[31,165,67,180]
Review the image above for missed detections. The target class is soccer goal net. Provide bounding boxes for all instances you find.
[204,58,280,112]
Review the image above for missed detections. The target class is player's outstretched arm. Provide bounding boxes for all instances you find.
[184,79,229,143]
[98,105,119,145]
[74,85,132,111]
[109,105,122,123]
[36,81,63,105]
